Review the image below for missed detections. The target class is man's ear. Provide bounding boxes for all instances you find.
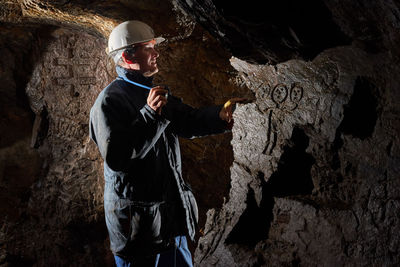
[122,51,135,64]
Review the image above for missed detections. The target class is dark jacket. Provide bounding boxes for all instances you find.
[89,66,227,258]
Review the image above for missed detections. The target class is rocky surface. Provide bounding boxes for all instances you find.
[196,47,400,266]
[1,25,115,266]
[0,0,399,266]
[172,1,400,266]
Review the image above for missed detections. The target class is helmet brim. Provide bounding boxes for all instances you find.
[155,36,165,44]
[107,36,165,55]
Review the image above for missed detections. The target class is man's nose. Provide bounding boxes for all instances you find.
[153,49,159,58]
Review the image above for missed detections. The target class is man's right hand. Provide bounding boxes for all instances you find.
[147,86,168,115]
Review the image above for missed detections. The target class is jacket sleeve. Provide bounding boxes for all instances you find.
[89,91,169,171]
[163,95,229,139]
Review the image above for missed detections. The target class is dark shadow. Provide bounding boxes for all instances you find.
[225,127,315,247]
[225,177,273,246]
[268,127,315,197]
[177,0,351,64]
[4,254,35,267]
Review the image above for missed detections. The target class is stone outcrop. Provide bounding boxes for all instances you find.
[196,47,400,266]
[0,1,399,266]
[174,1,400,266]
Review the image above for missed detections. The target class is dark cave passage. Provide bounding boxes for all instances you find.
[332,76,380,170]
[339,76,379,140]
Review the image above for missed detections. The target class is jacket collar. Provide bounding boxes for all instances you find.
[116,65,154,88]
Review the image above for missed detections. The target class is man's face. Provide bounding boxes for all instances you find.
[134,42,160,77]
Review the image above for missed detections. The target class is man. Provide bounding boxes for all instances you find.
[89,20,241,266]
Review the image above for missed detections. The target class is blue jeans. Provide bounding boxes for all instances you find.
[114,236,193,267]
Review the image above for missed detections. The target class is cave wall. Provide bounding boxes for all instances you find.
[24,27,113,266]
[0,25,115,266]
[0,0,399,266]
[196,47,400,266]
[175,0,400,266]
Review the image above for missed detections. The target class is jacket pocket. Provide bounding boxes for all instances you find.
[129,201,163,246]
[105,199,166,256]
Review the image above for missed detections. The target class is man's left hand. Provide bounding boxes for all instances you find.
[219,98,247,123]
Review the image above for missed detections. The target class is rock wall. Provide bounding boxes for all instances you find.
[1,25,115,266]
[172,1,400,266]
[196,47,400,266]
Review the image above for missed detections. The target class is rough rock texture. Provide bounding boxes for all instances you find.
[196,48,400,266]
[181,1,400,266]
[0,0,399,266]
[1,25,115,266]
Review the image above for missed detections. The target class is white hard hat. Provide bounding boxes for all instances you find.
[107,20,165,54]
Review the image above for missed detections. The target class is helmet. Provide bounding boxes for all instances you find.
[107,20,165,54]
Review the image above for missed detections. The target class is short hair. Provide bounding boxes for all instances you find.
[110,46,137,65]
